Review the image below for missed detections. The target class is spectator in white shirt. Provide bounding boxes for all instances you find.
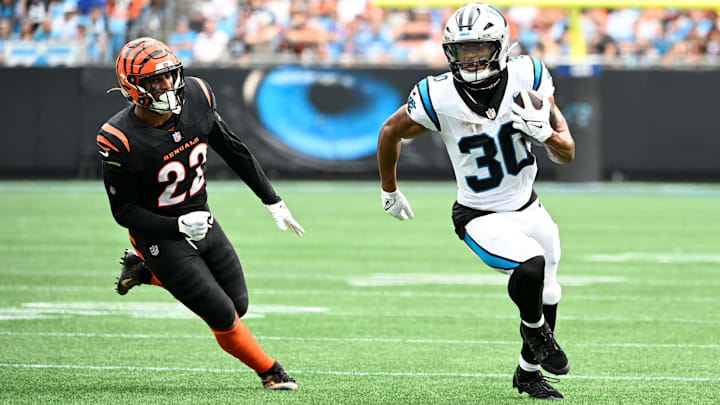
[193,18,229,65]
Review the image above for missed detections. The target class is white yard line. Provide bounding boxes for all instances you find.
[1,283,719,303]
[1,304,719,324]
[0,331,718,350]
[0,363,717,382]
[584,253,720,264]
[2,181,720,197]
[1,300,720,324]
[321,312,720,325]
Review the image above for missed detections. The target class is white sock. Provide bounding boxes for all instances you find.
[519,355,540,372]
[522,314,545,329]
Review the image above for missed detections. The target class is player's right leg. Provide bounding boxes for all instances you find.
[115,248,162,295]
[512,365,564,400]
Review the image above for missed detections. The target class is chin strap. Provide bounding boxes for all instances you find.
[148,90,182,114]
[463,72,502,91]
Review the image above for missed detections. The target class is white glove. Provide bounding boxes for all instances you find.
[178,211,213,241]
[381,189,414,220]
[510,89,553,143]
[266,200,305,236]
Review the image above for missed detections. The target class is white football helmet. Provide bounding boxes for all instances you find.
[442,3,511,86]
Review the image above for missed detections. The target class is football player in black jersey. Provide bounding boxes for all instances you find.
[98,37,302,390]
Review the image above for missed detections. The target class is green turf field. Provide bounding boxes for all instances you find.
[1,181,719,404]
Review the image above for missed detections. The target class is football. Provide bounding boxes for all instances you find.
[512,89,544,110]
[512,89,546,146]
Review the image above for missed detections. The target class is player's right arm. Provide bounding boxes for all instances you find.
[377,105,428,193]
[101,164,181,237]
[377,79,438,220]
[98,127,183,239]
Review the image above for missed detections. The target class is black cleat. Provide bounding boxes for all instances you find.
[258,361,298,391]
[520,323,570,375]
[513,366,564,400]
[116,249,145,296]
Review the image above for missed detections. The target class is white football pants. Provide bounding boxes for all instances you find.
[461,199,562,305]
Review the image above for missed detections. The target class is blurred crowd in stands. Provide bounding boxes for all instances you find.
[1,0,719,67]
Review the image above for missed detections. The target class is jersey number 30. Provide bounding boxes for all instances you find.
[458,122,535,193]
[157,143,208,207]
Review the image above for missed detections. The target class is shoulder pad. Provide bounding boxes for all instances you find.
[186,76,216,109]
[510,55,555,98]
[97,122,131,165]
[406,76,443,132]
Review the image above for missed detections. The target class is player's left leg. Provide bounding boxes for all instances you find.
[462,209,567,398]
[202,220,298,391]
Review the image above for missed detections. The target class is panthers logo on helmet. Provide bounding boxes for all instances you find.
[115,37,185,114]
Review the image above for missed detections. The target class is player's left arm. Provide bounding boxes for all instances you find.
[518,57,574,164]
[208,112,280,204]
[544,96,575,164]
[208,110,304,236]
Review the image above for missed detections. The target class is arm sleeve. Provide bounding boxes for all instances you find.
[102,163,181,239]
[208,111,281,205]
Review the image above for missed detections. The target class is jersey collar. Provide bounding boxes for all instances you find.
[453,69,508,120]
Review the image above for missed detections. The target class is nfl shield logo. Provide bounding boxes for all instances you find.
[149,245,159,256]
[486,108,496,119]
[172,131,182,142]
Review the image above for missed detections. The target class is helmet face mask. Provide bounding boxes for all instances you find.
[115,37,185,114]
[443,40,500,83]
[135,67,184,114]
[442,3,511,87]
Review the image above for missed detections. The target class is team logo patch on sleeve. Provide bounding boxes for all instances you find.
[407,96,416,114]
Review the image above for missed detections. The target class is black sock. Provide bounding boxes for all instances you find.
[543,304,558,331]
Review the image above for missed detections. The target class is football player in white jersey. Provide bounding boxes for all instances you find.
[377,3,575,400]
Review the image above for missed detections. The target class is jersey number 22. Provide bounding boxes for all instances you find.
[157,143,208,207]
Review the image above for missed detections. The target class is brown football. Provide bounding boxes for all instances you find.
[513,89,544,110]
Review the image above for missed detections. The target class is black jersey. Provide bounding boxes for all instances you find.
[97,76,280,239]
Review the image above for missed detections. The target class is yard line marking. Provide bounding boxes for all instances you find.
[346,274,625,287]
[1,331,719,350]
[321,312,720,325]
[252,289,720,304]
[0,272,350,281]
[0,283,718,303]
[1,363,717,382]
[0,302,327,321]
[585,253,720,264]
[3,268,720,286]
[1,302,719,324]
[3,181,720,197]
[0,285,109,292]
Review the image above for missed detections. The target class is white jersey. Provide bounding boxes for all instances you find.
[406,55,555,212]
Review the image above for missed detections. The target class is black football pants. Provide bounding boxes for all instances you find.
[130,219,248,330]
